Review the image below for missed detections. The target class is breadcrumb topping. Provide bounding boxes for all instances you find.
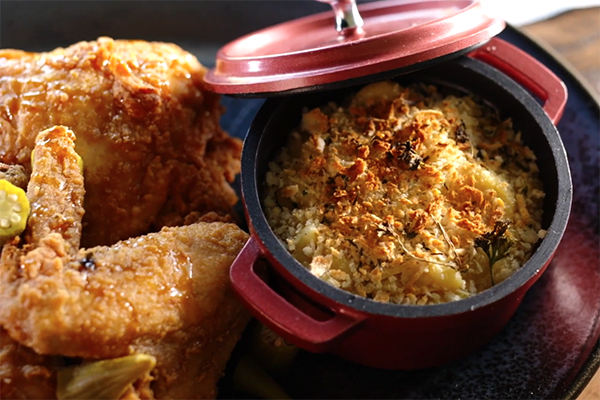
[264,81,545,305]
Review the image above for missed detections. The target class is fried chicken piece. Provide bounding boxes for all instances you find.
[0,126,250,398]
[0,163,28,190]
[0,329,62,400]
[0,37,242,247]
[132,289,249,399]
[26,126,85,255]
[1,330,155,400]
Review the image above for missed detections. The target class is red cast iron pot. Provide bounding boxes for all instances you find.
[230,37,572,370]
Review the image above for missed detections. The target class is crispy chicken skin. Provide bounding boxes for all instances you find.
[0,37,242,247]
[0,164,58,398]
[132,289,249,399]
[0,126,250,398]
[0,329,62,400]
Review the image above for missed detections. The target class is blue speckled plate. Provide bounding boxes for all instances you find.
[217,26,600,400]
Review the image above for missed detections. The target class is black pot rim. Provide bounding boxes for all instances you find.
[241,56,573,319]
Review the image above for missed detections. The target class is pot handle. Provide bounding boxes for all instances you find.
[230,236,365,353]
[468,37,567,125]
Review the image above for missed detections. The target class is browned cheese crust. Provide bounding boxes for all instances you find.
[265,81,545,305]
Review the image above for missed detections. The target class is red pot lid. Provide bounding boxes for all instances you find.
[204,0,505,96]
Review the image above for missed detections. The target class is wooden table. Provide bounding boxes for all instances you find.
[522,7,600,400]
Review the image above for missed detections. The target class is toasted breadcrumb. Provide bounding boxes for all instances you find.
[264,81,545,305]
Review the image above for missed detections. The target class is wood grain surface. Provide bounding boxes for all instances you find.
[522,7,600,400]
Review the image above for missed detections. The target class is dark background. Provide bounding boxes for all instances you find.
[0,1,380,67]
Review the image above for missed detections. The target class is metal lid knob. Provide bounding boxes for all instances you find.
[316,0,364,36]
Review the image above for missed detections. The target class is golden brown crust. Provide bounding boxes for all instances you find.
[0,328,62,400]
[0,137,248,396]
[0,163,28,190]
[26,126,85,254]
[0,38,250,398]
[265,81,545,304]
[0,37,242,247]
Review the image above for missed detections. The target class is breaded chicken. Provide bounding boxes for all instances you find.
[0,329,62,400]
[0,37,242,247]
[0,164,59,399]
[0,126,250,398]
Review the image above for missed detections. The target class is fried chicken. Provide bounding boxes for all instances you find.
[0,126,250,398]
[0,37,242,247]
[0,329,63,399]
[0,163,59,398]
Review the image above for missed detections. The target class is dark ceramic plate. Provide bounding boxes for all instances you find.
[2,2,598,399]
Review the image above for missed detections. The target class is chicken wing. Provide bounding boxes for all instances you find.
[0,37,242,247]
[0,126,250,398]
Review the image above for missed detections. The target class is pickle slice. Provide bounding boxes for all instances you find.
[0,179,30,244]
[56,354,156,400]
